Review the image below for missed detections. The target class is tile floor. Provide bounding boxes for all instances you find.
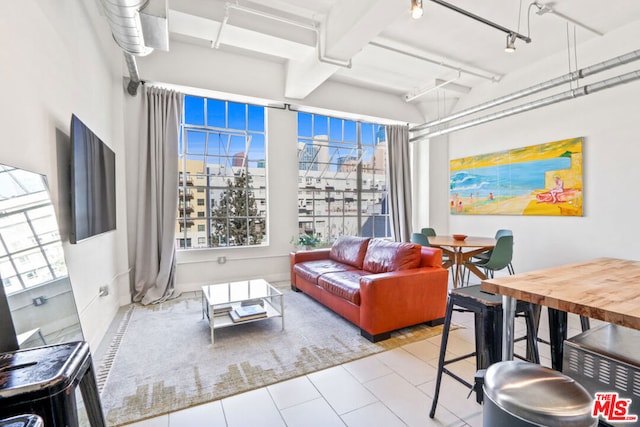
[119,298,597,427]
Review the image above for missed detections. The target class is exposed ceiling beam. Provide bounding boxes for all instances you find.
[323,0,406,60]
[169,10,313,60]
[285,0,406,99]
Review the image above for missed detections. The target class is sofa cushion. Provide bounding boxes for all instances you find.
[317,270,367,305]
[293,259,356,284]
[363,239,422,274]
[329,236,371,269]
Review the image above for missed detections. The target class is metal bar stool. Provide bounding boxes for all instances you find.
[0,341,105,427]
[429,285,540,419]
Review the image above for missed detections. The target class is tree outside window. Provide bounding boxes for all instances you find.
[177,96,267,249]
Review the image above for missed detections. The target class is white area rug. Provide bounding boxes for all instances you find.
[98,286,444,426]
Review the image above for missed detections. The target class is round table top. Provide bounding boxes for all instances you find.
[428,235,496,248]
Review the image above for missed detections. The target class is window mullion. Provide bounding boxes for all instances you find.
[356,122,363,236]
[179,95,267,249]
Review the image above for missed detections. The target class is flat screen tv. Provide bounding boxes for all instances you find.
[70,114,116,243]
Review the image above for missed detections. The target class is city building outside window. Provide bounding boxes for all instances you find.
[297,113,390,245]
[177,95,267,249]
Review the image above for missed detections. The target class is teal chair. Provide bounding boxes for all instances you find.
[474,229,514,274]
[421,227,437,237]
[411,232,453,278]
[418,227,451,268]
[464,235,513,285]
[411,232,430,246]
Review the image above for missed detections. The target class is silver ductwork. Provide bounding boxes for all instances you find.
[99,0,153,56]
[410,68,640,141]
[411,48,640,133]
[124,52,142,96]
[98,0,169,95]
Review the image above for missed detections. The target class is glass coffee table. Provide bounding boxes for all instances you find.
[201,279,284,344]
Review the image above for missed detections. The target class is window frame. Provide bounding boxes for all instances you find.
[177,96,268,250]
[296,112,390,244]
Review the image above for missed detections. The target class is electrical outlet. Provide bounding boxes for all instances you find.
[32,296,47,306]
[99,285,109,297]
[217,256,226,264]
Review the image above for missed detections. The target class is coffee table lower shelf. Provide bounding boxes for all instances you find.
[201,279,284,344]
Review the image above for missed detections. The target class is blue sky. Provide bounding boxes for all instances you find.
[182,96,265,163]
[181,95,385,165]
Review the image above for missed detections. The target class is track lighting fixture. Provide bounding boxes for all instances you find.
[411,0,423,19]
[505,32,517,53]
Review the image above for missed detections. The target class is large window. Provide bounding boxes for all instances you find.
[177,96,267,249]
[297,113,390,243]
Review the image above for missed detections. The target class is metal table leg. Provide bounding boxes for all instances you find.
[502,295,516,360]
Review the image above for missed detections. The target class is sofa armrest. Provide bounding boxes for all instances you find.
[290,248,331,264]
[420,247,443,268]
[358,267,449,336]
[290,249,331,285]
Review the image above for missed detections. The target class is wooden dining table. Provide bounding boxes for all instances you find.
[428,235,496,288]
[481,257,640,370]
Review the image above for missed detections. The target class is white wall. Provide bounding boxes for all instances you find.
[429,21,640,274]
[0,1,128,350]
[128,41,425,292]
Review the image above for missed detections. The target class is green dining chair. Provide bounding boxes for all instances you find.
[411,232,453,278]
[418,227,449,267]
[474,229,514,274]
[421,227,437,237]
[411,232,430,246]
[464,235,513,285]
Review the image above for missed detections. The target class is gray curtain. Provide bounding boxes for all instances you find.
[133,86,183,305]
[387,124,413,242]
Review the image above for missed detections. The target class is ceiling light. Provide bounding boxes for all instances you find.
[505,33,517,53]
[411,0,423,19]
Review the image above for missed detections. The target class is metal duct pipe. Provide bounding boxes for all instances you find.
[410,68,640,142]
[225,2,351,68]
[124,52,141,96]
[411,49,640,132]
[370,41,499,82]
[98,0,156,96]
[98,0,153,56]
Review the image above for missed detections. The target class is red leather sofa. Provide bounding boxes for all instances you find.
[290,236,449,342]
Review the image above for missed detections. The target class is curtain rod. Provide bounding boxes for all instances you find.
[143,81,409,126]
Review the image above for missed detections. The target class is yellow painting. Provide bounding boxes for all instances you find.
[450,137,583,216]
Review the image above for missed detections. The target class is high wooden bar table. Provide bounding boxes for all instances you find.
[481,257,640,370]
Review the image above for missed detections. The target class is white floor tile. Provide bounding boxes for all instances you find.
[342,354,393,383]
[122,415,169,427]
[268,376,321,410]
[365,372,463,427]
[420,374,483,422]
[341,401,406,427]
[222,388,285,427]
[168,401,226,426]
[402,338,442,363]
[442,334,475,357]
[280,397,345,427]
[374,348,436,386]
[308,366,378,415]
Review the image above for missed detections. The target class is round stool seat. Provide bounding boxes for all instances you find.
[484,361,596,427]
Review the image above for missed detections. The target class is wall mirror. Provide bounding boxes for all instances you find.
[0,163,83,351]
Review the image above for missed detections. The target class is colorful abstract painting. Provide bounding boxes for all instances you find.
[450,137,583,216]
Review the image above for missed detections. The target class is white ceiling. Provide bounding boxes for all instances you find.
[159,0,640,109]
